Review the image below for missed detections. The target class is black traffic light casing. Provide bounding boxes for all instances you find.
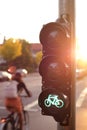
[38,16,72,125]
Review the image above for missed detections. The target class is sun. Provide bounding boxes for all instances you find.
[76,36,87,69]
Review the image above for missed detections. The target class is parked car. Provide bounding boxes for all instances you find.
[16,69,28,77]
[0,71,12,82]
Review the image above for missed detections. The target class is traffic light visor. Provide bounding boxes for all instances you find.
[39,56,70,82]
[39,22,70,49]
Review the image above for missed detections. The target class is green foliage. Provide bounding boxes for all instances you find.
[0,38,38,72]
[11,39,33,72]
[0,38,22,61]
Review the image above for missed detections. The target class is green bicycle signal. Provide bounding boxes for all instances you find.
[44,94,64,108]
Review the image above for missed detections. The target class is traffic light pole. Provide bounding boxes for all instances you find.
[38,0,76,130]
[58,0,76,130]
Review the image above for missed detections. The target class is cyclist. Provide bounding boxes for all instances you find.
[4,72,32,130]
[12,72,32,96]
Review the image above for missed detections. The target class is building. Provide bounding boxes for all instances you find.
[30,43,42,56]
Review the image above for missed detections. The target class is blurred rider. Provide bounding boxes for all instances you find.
[4,72,32,130]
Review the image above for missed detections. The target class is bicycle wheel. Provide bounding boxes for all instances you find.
[13,113,21,130]
[23,110,29,130]
[3,121,13,130]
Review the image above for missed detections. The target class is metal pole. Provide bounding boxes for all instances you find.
[69,1,76,130]
[58,0,76,130]
[59,0,69,16]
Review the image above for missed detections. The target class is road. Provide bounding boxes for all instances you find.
[0,73,87,130]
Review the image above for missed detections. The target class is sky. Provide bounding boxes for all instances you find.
[76,0,86,38]
[0,0,87,46]
[0,0,58,43]
[75,0,87,60]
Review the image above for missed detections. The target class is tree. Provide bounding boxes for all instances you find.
[0,38,22,62]
[13,39,33,72]
[35,51,42,66]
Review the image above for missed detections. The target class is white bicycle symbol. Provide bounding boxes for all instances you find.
[44,94,64,108]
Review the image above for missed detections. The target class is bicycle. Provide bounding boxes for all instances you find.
[0,95,29,130]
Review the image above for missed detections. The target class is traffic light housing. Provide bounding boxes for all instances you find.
[38,16,72,125]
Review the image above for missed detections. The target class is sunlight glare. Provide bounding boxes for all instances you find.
[76,34,87,62]
[76,0,87,63]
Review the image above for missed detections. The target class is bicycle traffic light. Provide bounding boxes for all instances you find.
[38,16,72,125]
